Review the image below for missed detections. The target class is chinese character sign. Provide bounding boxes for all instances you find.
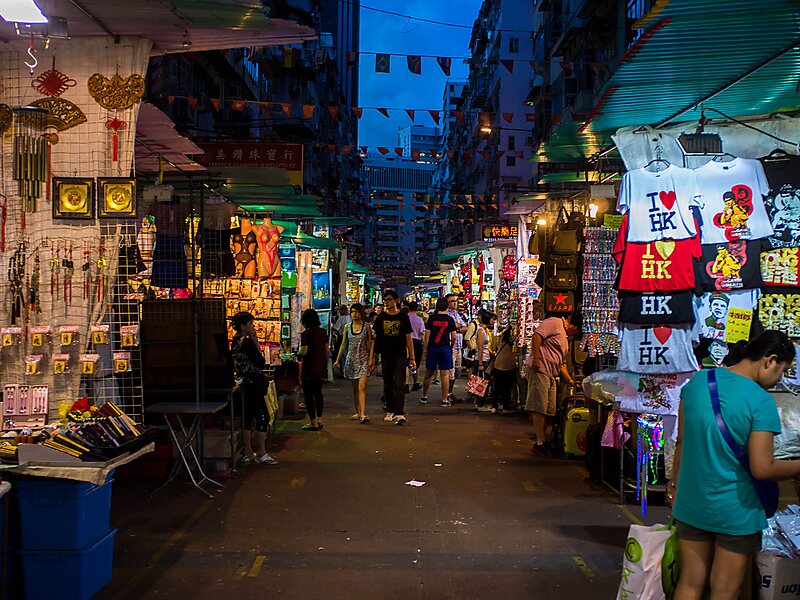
[482,224,519,242]
[197,142,304,186]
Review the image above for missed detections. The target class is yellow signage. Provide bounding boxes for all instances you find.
[724,308,753,343]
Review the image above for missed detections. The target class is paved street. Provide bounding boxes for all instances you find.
[100,377,669,599]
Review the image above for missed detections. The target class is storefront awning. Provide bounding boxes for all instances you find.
[135,103,206,173]
[438,241,488,263]
[239,204,321,217]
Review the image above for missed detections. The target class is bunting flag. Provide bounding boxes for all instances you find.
[280,103,291,117]
[480,150,489,160]
[405,109,415,122]
[328,105,340,121]
[375,53,390,73]
[328,144,337,154]
[446,150,455,158]
[436,56,452,76]
[515,150,525,159]
[430,149,439,158]
[188,97,199,110]
[302,104,315,119]
[495,150,505,159]
[406,55,422,75]
[230,99,244,111]
[453,111,464,124]
[502,112,513,124]
[210,98,220,111]
[501,59,514,74]
[377,147,389,155]
[341,145,352,155]
[411,149,421,162]
[589,62,605,75]
[352,106,363,119]
[551,112,562,126]
[167,95,175,104]
[428,110,440,125]
[346,51,358,68]
[394,148,403,157]
[560,61,574,76]
[478,111,490,124]
[376,107,390,118]
[526,113,536,122]
[360,145,369,154]
[463,149,473,161]
[283,48,296,69]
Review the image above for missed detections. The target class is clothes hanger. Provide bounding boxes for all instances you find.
[762,148,792,162]
[643,137,669,172]
[712,152,737,162]
[642,157,670,172]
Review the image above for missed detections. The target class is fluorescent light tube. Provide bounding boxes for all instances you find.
[0,0,48,24]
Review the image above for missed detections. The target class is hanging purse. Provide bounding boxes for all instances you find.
[546,268,578,290]
[708,369,779,518]
[551,254,578,269]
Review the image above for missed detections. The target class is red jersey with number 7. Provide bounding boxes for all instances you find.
[613,215,701,292]
[425,313,457,348]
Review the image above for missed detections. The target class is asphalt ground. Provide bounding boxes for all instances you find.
[98,375,671,599]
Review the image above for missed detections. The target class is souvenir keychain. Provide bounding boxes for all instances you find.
[1,326,21,347]
[29,325,51,347]
[113,351,131,373]
[79,353,100,375]
[59,325,78,346]
[120,325,139,347]
[24,354,43,375]
[91,325,109,345]
[52,353,70,374]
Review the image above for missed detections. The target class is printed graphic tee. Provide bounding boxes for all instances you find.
[695,289,761,341]
[694,158,773,244]
[425,313,457,348]
[613,215,701,292]
[616,165,698,242]
[761,154,800,248]
[618,291,695,325]
[761,247,800,288]
[617,371,694,416]
[694,238,771,292]
[374,311,413,359]
[618,324,699,374]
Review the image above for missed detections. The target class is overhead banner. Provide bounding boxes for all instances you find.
[197,142,304,186]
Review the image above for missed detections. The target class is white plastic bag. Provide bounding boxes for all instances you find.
[773,392,800,460]
[616,523,671,600]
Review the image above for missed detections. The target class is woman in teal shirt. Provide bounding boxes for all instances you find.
[673,330,798,599]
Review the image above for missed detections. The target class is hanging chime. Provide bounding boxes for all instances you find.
[11,106,48,213]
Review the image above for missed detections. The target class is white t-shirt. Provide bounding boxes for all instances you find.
[694,158,773,244]
[618,324,699,374]
[616,165,698,242]
[695,289,760,342]
[332,315,351,334]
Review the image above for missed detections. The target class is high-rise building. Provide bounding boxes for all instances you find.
[398,124,440,164]
[361,157,436,286]
[320,0,360,137]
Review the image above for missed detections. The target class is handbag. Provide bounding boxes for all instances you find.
[708,369,779,518]
[466,373,489,398]
[551,254,578,269]
[546,268,578,290]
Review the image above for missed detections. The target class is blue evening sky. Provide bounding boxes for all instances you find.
[357,0,483,148]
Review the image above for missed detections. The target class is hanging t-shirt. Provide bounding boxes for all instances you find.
[616,371,694,416]
[693,158,773,244]
[618,324,699,374]
[616,165,698,242]
[694,239,771,292]
[761,247,800,288]
[759,294,800,337]
[695,289,760,341]
[618,291,695,325]
[613,215,701,292]
[760,154,800,248]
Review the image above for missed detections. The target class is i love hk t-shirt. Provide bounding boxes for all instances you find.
[618,324,699,374]
[613,215,701,292]
[616,165,698,242]
[694,158,773,244]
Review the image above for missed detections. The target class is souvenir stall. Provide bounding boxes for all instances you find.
[582,116,800,514]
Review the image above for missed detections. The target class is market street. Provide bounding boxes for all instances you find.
[100,378,668,599]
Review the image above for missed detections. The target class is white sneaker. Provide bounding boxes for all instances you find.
[394,414,407,426]
[419,397,428,404]
[241,454,255,464]
[477,405,492,412]
[351,413,360,420]
[255,453,279,465]
[441,400,452,407]
[384,413,395,422]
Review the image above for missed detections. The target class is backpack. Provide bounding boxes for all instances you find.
[464,319,479,351]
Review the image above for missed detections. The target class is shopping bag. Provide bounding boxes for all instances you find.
[466,374,489,398]
[616,522,672,600]
[264,381,279,427]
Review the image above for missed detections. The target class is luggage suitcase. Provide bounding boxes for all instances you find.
[563,407,590,457]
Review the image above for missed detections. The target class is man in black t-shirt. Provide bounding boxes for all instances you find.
[373,290,416,425]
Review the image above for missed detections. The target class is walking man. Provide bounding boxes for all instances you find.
[373,290,416,425]
[445,293,467,402]
[421,297,458,406]
[525,313,581,455]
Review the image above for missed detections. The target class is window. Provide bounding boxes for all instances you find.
[506,155,517,167]
[509,37,519,53]
[508,136,516,151]
[450,84,455,92]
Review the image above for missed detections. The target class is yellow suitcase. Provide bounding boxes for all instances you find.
[564,407,590,457]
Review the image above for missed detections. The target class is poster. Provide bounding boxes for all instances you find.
[312,271,331,310]
[319,310,331,331]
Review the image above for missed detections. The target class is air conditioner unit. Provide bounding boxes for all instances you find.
[143,184,174,203]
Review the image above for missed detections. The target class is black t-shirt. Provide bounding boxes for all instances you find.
[618,291,695,325]
[761,154,800,248]
[425,313,457,348]
[374,311,412,359]
[300,328,329,381]
[694,238,771,292]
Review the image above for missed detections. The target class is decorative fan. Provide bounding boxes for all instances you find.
[29,97,86,131]
[87,73,145,110]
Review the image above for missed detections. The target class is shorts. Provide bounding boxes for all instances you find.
[426,345,454,371]
[413,338,424,365]
[450,347,462,378]
[675,520,762,555]
[525,368,557,416]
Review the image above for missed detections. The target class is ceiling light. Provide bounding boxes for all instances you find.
[0,0,47,23]
[480,126,492,134]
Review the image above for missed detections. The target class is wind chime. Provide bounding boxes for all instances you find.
[636,414,664,517]
[11,106,48,213]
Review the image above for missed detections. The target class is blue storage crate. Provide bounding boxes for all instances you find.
[19,528,116,600]
[13,473,113,551]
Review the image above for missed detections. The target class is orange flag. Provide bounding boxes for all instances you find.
[303,104,315,119]
[376,108,390,118]
[428,110,440,125]
[352,106,363,119]
[210,98,220,111]
[281,103,291,117]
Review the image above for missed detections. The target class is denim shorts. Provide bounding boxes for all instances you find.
[676,520,762,555]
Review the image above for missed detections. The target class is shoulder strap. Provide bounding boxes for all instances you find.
[708,369,747,462]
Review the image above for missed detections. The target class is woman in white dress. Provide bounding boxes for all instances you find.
[334,303,374,423]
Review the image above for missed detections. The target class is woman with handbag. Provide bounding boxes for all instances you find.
[672,331,800,600]
[474,311,496,410]
[489,326,517,415]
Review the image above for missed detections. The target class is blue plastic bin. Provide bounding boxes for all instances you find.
[13,474,113,551]
[19,528,116,600]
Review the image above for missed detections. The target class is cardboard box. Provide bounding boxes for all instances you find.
[756,552,800,599]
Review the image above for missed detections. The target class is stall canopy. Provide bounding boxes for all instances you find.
[438,241,489,264]
[2,0,318,55]
[135,104,206,173]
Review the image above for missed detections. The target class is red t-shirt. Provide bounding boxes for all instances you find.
[613,215,701,292]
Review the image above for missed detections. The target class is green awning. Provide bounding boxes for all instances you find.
[239,204,321,217]
[290,231,341,250]
[538,170,621,184]
[347,260,372,275]
[438,242,488,263]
